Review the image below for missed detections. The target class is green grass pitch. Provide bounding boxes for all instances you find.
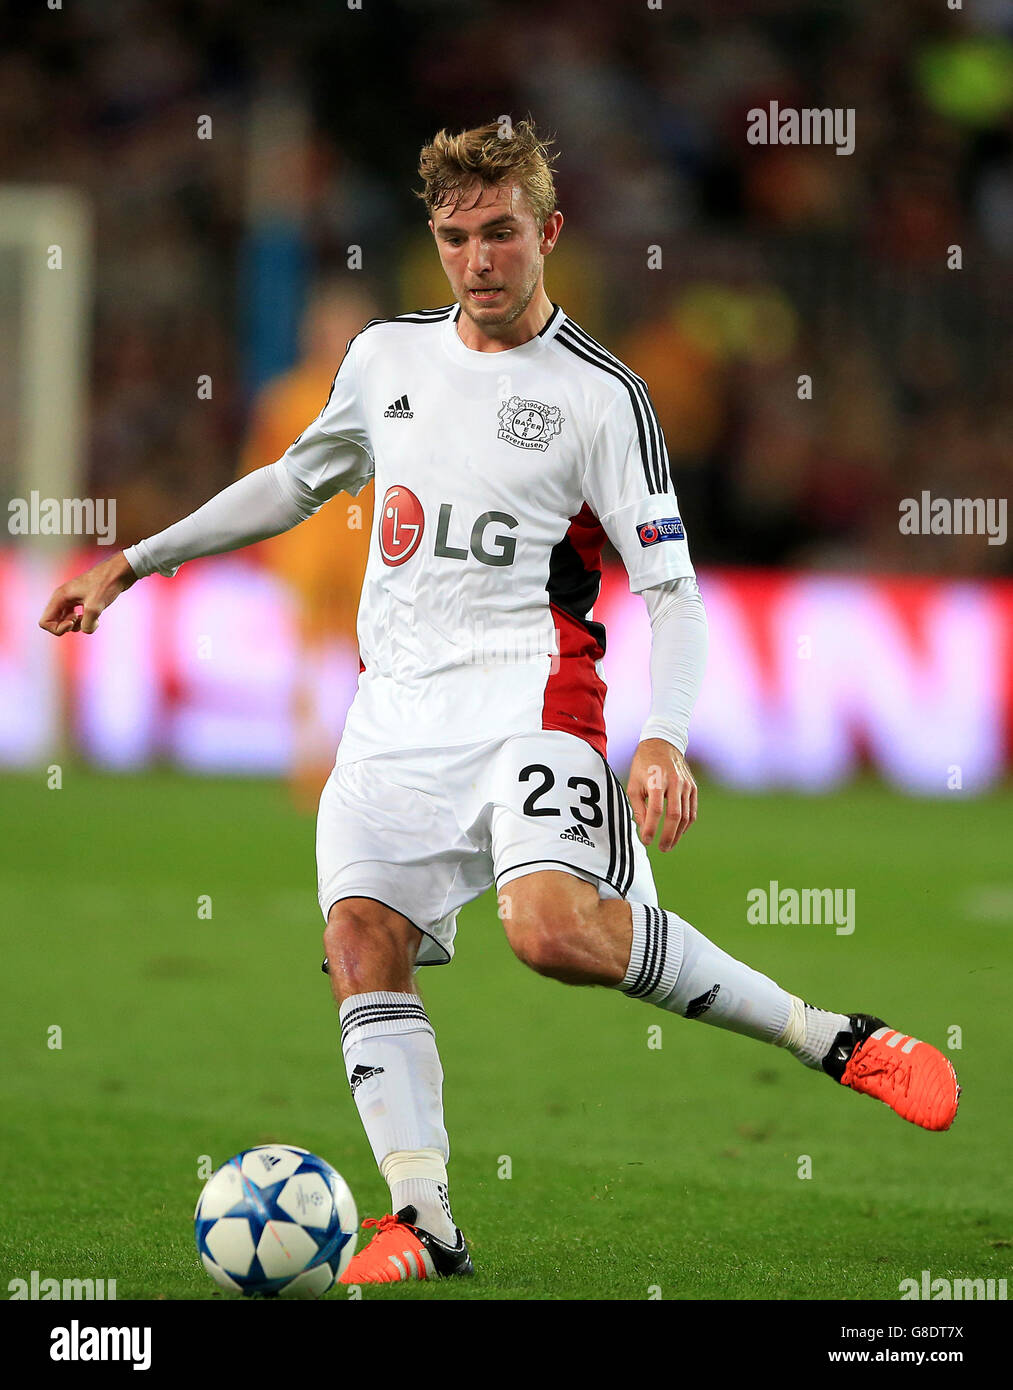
[1,768,1009,1301]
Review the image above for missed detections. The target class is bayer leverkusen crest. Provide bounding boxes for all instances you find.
[497,396,564,452]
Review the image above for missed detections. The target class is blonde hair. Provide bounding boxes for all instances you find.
[416,117,558,228]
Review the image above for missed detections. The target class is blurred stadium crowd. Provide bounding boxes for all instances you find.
[3,0,1011,578]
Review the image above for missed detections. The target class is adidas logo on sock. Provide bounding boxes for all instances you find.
[349,1063,385,1094]
[685,983,720,1019]
[559,823,594,845]
[384,394,413,418]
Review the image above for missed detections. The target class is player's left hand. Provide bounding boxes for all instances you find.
[627,738,697,851]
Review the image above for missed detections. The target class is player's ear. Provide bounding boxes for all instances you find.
[540,210,563,255]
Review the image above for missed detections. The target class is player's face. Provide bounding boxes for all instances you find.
[430,183,559,334]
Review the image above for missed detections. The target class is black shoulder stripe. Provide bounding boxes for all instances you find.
[379,304,458,325]
[556,325,658,494]
[560,319,662,465]
[537,303,564,336]
[558,321,666,494]
[354,304,457,342]
[320,305,456,414]
[555,322,667,495]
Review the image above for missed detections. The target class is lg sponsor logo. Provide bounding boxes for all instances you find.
[378,485,518,568]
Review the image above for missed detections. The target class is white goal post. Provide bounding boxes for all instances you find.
[0,185,93,550]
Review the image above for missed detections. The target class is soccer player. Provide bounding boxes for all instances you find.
[40,119,960,1285]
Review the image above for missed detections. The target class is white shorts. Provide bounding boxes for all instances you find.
[316,731,658,965]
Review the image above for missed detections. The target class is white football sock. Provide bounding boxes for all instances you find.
[789,1001,852,1070]
[621,903,791,1040]
[378,1147,455,1244]
[339,991,457,1245]
[620,904,847,1063]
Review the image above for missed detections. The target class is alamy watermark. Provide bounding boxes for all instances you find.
[450,619,561,670]
[899,1270,1007,1301]
[50,1320,150,1371]
[8,492,117,544]
[898,492,1006,546]
[8,1271,117,1299]
[747,101,855,156]
[747,881,855,935]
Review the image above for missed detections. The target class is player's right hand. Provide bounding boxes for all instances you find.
[38,551,138,636]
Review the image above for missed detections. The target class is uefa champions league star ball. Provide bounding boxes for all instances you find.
[195,1145,357,1297]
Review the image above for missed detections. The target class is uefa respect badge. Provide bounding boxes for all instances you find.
[636,516,685,547]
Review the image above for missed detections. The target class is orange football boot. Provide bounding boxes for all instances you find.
[338,1207,473,1285]
[826,1015,960,1131]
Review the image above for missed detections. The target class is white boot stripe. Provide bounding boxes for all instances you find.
[901,1037,920,1054]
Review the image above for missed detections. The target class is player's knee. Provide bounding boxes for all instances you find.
[505,902,592,982]
[322,908,361,988]
[322,901,416,995]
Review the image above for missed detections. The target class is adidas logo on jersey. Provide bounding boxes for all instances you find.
[384,394,413,418]
[559,823,594,845]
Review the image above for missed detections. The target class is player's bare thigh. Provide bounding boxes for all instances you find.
[498,870,633,987]
[323,898,423,1002]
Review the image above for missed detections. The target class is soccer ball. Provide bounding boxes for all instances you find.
[194,1145,357,1297]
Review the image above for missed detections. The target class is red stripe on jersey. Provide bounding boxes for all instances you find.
[542,505,608,758]
[566,502,605,576]
[543,605,607,757]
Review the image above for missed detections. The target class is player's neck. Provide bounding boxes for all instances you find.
[455,287,554,353]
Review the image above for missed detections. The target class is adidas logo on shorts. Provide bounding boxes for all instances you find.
[559,823,594,845]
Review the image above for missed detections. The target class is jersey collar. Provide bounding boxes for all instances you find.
[442,302,566,368]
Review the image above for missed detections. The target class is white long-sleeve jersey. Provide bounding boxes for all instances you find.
[126,303,706,762]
